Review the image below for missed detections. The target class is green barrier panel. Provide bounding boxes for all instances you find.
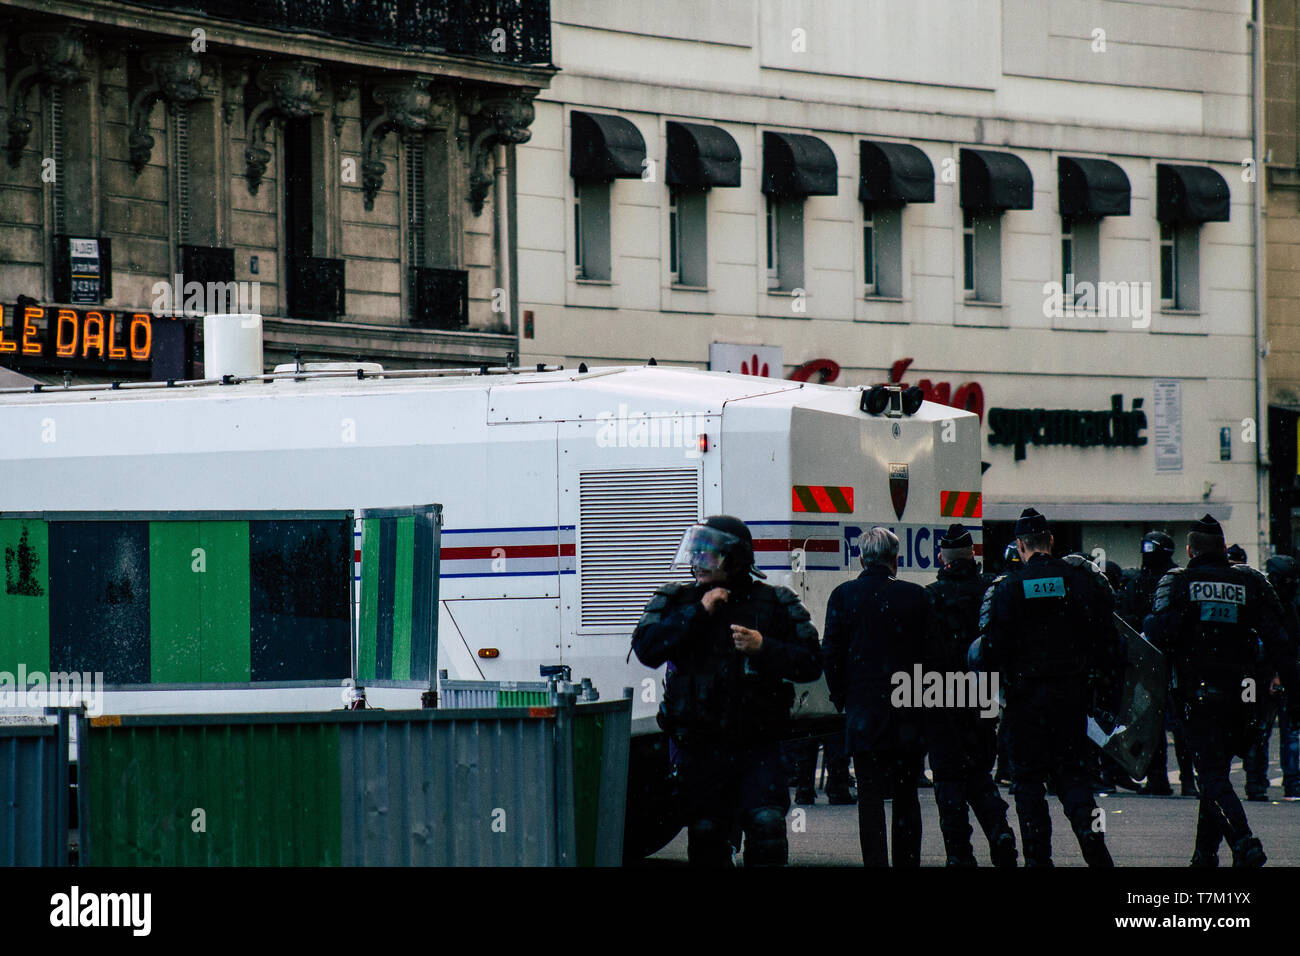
[0,518,50,675]
[357,507,439,686]
[573,711,606,867]
[149,521,252,682]
[86,720,343,866]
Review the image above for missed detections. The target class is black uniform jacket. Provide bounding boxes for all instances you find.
[631,576,822,743]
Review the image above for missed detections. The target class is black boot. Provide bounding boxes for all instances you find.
[794,787,816,806]
[1189,848,1219,867]
[826,782,856,805]
[990,830,1018,868]
[1081,831,1114,868]
[1230,835,1266,868]
[1139,774,1173,796]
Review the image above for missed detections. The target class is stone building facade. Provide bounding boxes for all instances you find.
[0,0,553,381]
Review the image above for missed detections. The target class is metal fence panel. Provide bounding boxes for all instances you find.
[79,698,632,867]
[594,696,632,866]
[572,696,632,867]
[0,713,70,866]
[338,712,560,866]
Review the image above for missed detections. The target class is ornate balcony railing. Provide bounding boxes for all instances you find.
[118,0,552,65]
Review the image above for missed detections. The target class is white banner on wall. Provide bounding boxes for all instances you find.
[708,343,783,378]
[1153,379,1183,473]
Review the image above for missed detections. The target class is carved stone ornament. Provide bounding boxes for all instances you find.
[242,60,323,194]
[466,91,535,215]
[359,77,447,211]
[330,76,356,136]
[4,30,87,167]
[222,61,250,126]
[129,47,208,174]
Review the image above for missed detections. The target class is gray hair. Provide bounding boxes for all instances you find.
[860,526,900,569]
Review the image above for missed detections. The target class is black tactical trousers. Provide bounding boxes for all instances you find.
[1005,700,1109,866]
[928,714,1011,862]
[672,738,790,866]
[1146,701,1197,787]
[1183,700,1254,856]
[790,732,852,791]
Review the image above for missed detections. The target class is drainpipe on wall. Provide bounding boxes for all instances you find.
[494,142,512,345]
[1249,8,1270,561]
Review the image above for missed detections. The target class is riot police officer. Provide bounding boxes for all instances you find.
[1245,555,1300,801]
[631,515,822,866]
[1118,531,1198,797]
[971,508,1117,867]
[1144,514,1296,866]
[924,523,1017,867]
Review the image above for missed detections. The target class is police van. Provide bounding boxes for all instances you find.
[0,334,982,855]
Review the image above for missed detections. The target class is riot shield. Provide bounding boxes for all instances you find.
[1086,614,1167,780]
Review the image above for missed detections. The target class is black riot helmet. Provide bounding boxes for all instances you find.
[1140,531,1175,572]
[1265,555,1299,602]
[1002,541,1021,570]
[672,515,766,582]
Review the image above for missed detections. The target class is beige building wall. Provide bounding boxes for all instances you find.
[1266,0,1300,405]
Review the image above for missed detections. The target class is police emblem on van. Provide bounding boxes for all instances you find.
[889,463,909,519]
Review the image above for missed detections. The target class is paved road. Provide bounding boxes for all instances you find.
[649,740,1299,866]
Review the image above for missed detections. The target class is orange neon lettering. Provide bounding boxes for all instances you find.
[82,311,106,358]
[107,311,127,359]
[56,310,78,357]
[0,305,16,353]
[129,313,151,359]
[22,307,42,355]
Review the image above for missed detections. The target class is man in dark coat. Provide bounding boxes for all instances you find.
[631,515,822,867]
[924,523,1017,867]
[823,526,937,867]
[1246,555,1300,801]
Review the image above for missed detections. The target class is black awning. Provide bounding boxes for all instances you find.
[762,131,838,198]
[666,121,741,188]
[1157,164,1230,224]
[959,148,1033,213]
[1058,157,1130,218]
[858,141,934,206]
[570,111,646,182]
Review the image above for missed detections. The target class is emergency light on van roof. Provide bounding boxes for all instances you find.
[861,384,924,418]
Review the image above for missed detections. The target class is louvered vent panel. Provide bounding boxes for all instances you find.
[579,468,700,629]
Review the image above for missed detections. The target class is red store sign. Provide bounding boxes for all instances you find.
[789,357,985,423]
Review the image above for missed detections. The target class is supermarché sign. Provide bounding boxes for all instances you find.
[987,394,1147,461]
